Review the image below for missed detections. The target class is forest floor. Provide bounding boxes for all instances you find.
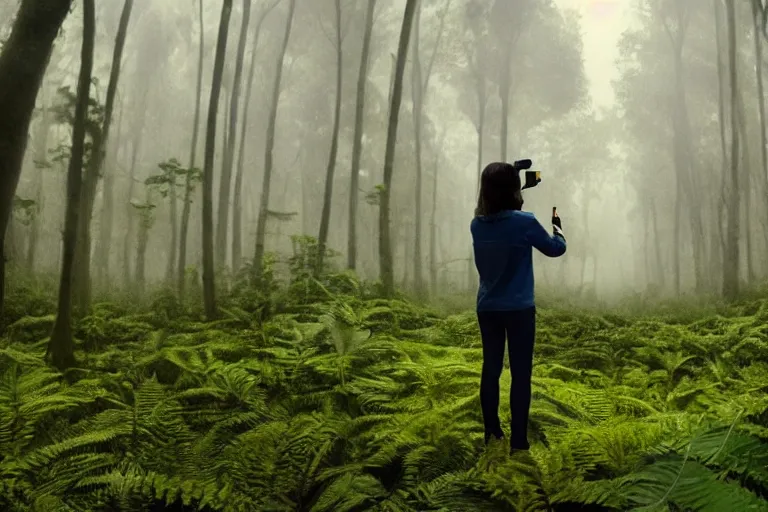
[0,273,767,511]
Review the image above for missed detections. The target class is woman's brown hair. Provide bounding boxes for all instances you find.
[475,162,524,216]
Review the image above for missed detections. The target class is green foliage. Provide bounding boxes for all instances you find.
[131,200,156,230]
[51,84,104,134]
[1,283,768,510]
[365,184,384,206]
[11,196,37,226]
[48,85,104,174]
[6,315,55,344]
[145,158,202,199]
[0,274,58,326]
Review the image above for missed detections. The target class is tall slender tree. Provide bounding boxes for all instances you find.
[723,0,740,299]
[347,0,377,271]
[379,0,419,297]
[203,0,234,319]
[0,0,73,321]
[73,0,134,313]
[232,0,280,273]
[27,92,51,273]
[165,134,179,283]
[753,0,768,41]
[216,0,252,269]
[429,129,446,296]
[253,0,297,280]
[316,0,344,275]
[179,0,206,296]
[750,0,768,260]
[94,100,123,286]
[411,0,451,297]
[462,0,489,291]
[410,1,425,295]
[48,0,95,370]
[714,0,728,285]
[123,125,143,288]
[656,0,708,294]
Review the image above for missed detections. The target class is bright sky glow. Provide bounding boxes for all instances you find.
[555,0,630,106]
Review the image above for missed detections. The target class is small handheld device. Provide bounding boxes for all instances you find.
[553,206,557,217]
[514,158,541,190]
[522,171,541,190]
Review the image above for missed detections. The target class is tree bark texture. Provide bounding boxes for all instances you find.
[179,0,206,296]
[48,0,94,371]
[202,0,234,319]
[253,0,296,280]
[0,0,73,322]
[379,0,419,297]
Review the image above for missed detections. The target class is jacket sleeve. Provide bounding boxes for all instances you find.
[526,215,566,258]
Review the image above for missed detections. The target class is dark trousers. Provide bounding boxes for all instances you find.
[477,307,536,450]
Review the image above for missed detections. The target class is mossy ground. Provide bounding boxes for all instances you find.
[0,273,767,511]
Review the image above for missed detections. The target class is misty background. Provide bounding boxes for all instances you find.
[1,0,763,304]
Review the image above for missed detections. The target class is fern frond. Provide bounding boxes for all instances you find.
[622,456,768,512]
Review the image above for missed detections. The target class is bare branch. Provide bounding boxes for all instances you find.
[422,0,453,96]
[318,4,336,47]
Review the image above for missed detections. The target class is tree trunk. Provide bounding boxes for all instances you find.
[499,50,512,161]
[316,0,344,276]
[709,191,723,291]
[714,0,729,290]
[429,139,441,297]
[179,0,205,296]
[253,0,296,280]
[135,191,153,294]
[670,40,707,293]
[662,12,685,297]
[74,0,134,313]
[232,2,276,274]
[301,159,310,236]
[379,0,419,297]
[202,0,234,320]
[467,65,487,291]
[0,0,73,322]
[592,251,599,298]
[95,102,122,287]
[48,0,94,371]
[410,2,425,297]
[28,94,50,272]
[581,195,591,295]
[216,0,251,270]
[650,196,664,287]
[123,132,141,289]
[751,0,768,262]
[274,172,291,250]
[409,0,449,298]
[735,84,754,281]
[723,0,740,300]
[753,0,768,44]
[221,88,230,203]
[348,0,377,271]
[642,203,650,287]
[401,220,411,290]
[5,220,23,270]
[166,159,178,283]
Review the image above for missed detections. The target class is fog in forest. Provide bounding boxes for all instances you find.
[4,1,768,509]
[1,0,765,307]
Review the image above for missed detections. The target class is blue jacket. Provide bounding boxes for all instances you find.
[471,210,566,312]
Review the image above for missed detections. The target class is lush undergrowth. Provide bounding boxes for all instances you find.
[1,272,768,511]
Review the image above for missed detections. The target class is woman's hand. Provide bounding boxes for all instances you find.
[552,207,564,239]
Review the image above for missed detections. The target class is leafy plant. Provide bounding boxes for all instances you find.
[0,280,767,510]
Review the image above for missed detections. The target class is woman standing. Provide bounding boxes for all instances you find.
[470,162,566,451]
